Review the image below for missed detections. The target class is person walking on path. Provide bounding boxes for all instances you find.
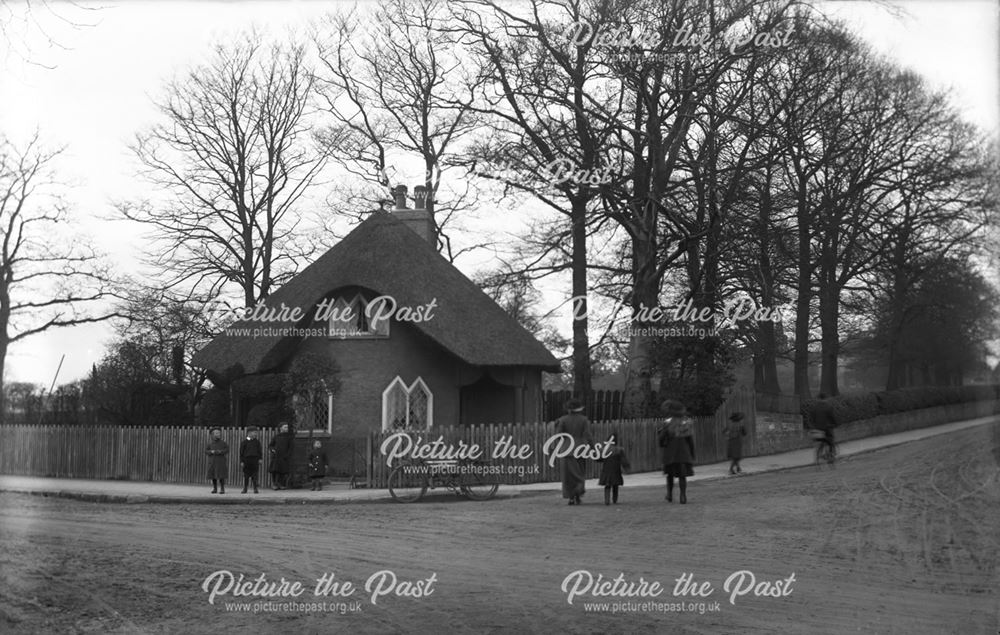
[206,427,229,494]
[307,439,329,491]
[724,412,748,475]
[269,422,294,490]
[239,427,263,493]
[597,431,630,505]
[554,398,593,505]
[658,400,695,504]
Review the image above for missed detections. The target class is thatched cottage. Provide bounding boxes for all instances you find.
[192,186,560,437]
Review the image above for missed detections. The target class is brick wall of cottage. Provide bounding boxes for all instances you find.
[294,318,470,438]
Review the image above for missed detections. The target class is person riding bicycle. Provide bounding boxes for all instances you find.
[809,393,837,458]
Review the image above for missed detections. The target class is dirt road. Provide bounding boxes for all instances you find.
[1,422,997,634]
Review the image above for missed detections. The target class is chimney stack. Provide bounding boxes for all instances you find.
[413,185,427,210]
[392,183,436,245]
[393,185,408,209]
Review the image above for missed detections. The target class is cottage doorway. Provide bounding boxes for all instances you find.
[460,375,515,425]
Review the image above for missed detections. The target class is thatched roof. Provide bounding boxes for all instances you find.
[192,211,561,377]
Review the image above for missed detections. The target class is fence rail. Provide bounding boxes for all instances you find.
[0,388,758,487]
[0,426,276,486]
[360,386,758,488]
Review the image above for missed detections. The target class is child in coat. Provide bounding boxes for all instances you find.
[239,427,263,493]
[307,440,329,491]
[597,432,630,505]
[206,427,229,494]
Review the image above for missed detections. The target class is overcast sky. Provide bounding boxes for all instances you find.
[1,0,997,388]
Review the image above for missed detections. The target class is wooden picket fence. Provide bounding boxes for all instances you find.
[0,387,757,488]
[361,386,757,488]
[0,425,276,486]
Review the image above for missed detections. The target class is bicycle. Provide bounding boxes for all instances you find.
[387,459,499,503]
[810,429,837,466]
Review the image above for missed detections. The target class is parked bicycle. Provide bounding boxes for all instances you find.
[388,459,499,503]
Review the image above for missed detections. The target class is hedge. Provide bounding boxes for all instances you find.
[801,384,1000,428]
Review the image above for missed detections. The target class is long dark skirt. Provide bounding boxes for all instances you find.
[663,462,694,478]
[561,457,586,499]
[726,436,743,460]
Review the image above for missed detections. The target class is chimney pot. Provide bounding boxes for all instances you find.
[413,185,427,210]
[393,185,408,210]
[391,183,436,245]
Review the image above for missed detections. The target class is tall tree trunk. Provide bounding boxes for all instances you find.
[0,343,7,422]
[0,280,9,421]
[757,176,780,394]
[622,215,660,417]
[884,225,911,391]
[818,246,840,396]
[570,197,592,398]
[793,167,812,397]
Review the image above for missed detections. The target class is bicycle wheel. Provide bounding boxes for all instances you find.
[460,471,499,501]
[814,443,827,466]
[388,465,427,503]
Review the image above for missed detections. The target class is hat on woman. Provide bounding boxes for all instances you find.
[565,398,585,413]
[661,400,686,417]
[209,426,222,434]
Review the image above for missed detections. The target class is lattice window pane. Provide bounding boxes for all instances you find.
[311,391,330,431]
[408,384,430,429]
[386,382,409,430]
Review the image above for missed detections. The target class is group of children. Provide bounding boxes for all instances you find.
[204,427,330,494]
[589,409,748,506]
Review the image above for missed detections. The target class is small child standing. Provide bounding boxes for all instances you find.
[307,440,329,491]
[206,427,229,494]
[239,427,262,493]
[597,432,630,505]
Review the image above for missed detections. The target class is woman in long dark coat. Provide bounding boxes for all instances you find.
[658,400,695,504]
[554,398,593,505]
[724,412,747,475]
[206,427,229,494]
[269,422,294,490]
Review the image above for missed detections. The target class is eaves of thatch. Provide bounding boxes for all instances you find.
[191,211,561,379]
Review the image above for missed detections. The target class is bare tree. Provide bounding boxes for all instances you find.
[312,0,483,261]
[591,0,801,415]
[122,35,327,308]
[448,0,633,399]
[0,132,116,416]
[0,0,100,69]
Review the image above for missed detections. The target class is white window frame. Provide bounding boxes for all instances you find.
[381,376,434,431]
[328,293,390,339]
[297,386,334,434]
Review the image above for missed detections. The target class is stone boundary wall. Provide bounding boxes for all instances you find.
[753,399,1000,457]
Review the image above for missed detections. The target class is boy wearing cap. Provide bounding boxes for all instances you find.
[239,427,263,493]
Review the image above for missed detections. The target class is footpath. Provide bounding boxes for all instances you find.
[0,415,996,505]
